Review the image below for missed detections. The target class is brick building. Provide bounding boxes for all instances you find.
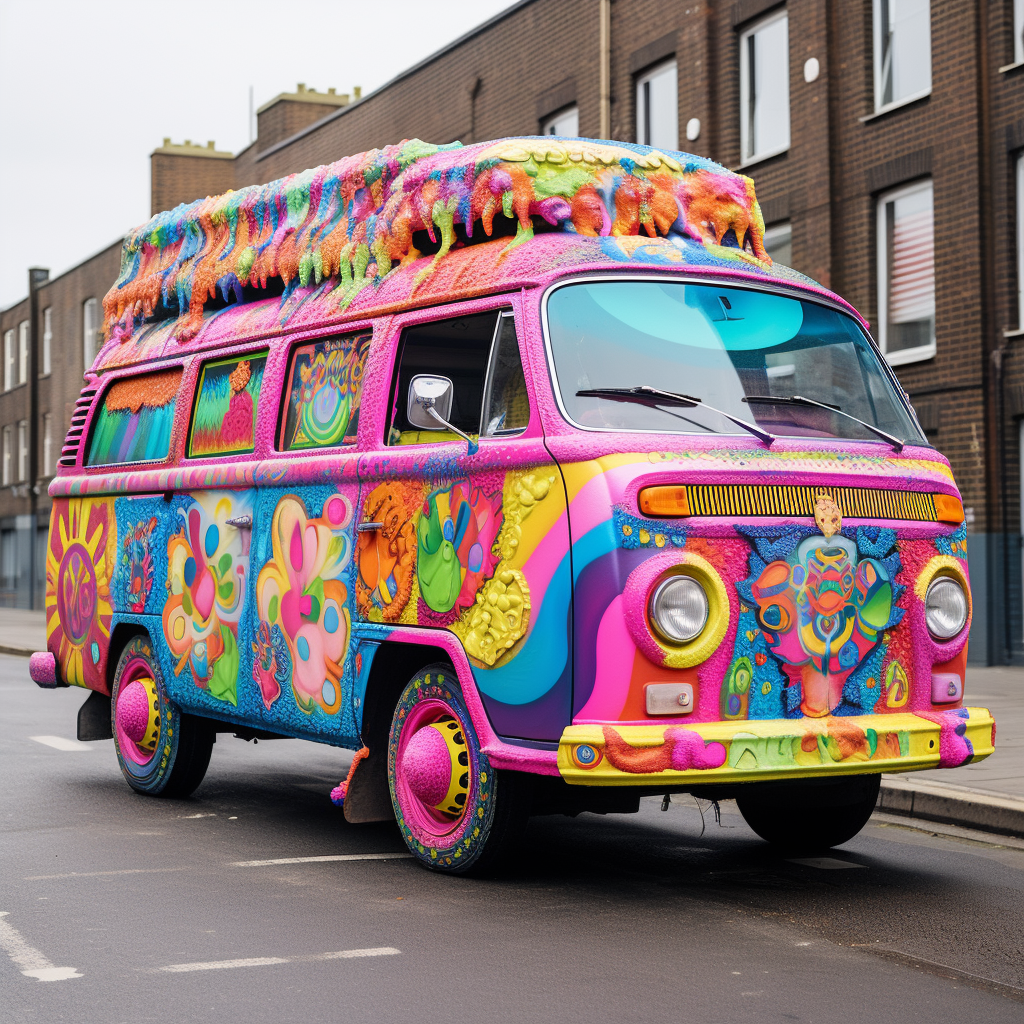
[2,0,1023,666]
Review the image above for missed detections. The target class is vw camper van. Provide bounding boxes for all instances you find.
[31,137,993,873]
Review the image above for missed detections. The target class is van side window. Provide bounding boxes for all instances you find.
[387,310,529,445]
[86,367,182,466]
[279,331,371,451]
[480,312,529,437]
[188,352,268,458]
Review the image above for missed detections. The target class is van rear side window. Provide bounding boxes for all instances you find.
[86,367,182,466]
[188,352,268,458]
[279,331,371,451]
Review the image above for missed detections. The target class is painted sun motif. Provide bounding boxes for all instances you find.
[46,498,116,688]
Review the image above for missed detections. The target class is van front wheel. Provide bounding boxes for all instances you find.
[736,774,881,854]
[388,664,529,874]
[111,635,214,798]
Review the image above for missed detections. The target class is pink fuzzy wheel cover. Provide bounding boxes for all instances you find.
[399,726,453,806]
[116,680,151,744]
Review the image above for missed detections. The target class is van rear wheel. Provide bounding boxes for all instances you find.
[111,635,214,798]
[736,774,881,854]
[388,663,530,874]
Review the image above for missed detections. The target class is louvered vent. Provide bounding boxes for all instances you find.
[58,386,98,468]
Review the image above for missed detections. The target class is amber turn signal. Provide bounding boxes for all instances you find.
[933,494,965,524]
[639,486,690,518]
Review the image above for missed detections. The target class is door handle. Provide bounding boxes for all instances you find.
[358,522,383,532]
[226,515,253,529]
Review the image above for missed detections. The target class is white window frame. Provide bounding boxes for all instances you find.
[1018,154,1024,330]
[739,10,790,165]
[17,420,27,483]
[3,330,13,392]
[17,320,28,385]
[876,178,936,366]
[636,59,678,151]
[1,425,11,486]
[762,221,793,268]
[42,412,53,478]
[873,0,932,114]
[41,307,52,377]
[541,105,579,138]
[1015,0,1024,67]
[83,297,98,370]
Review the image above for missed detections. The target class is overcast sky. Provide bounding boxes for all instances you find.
[0,0,519,309]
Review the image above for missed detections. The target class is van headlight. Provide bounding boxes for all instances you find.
[925,577,968,640]
[648,576,709,644]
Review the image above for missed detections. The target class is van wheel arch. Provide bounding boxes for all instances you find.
[105,623,151,696]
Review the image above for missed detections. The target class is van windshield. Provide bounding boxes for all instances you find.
[545,280,925,446]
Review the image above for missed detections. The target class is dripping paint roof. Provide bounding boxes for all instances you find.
[97,136,846,372]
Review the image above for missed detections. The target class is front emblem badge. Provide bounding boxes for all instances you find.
[813,493,842,538]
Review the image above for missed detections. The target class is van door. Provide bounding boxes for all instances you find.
[245,327,371,745]
[356,301,572,742]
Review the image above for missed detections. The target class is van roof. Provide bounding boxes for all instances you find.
[97,136,841,373]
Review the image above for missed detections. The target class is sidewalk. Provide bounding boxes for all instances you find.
[2,608,1020,834]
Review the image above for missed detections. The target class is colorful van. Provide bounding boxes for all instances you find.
[31,137,993,873]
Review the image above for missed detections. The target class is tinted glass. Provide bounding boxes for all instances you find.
[87,368,182,466]
[280,332,370,450]
[189,353,267,458]
[546,281,924,445]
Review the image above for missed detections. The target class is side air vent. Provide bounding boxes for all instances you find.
[58,386,98,468]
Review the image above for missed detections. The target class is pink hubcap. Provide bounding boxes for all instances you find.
[400,726,453,807]
[116,680,151,744]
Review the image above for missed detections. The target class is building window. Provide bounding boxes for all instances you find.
[42,413,53,478]
[3,330,13,391]
[17,420,27,482]
[541,105,579,137]
[873,0,931,112]
[763,222,792,268]
[42,308,52,376]
[636,60,678,150]
[83,297,99,369]
[740,11,790,164]
[1,425,11,486]
[18,320,28,385]
[877,179,935,364]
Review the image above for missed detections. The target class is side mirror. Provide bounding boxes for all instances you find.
[407,375,479,455]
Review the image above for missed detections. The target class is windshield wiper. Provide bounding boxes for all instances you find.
[577,386,776,446]
[742,394,904,452]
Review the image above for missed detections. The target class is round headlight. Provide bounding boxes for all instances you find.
[925,576,968,640]
[648,575,709,644]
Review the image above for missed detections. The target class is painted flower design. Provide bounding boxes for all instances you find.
[256,493,352,714]
[162,492,252,705]
[46,498,116,689]
[123,516,157,613]
[251,620,291,710]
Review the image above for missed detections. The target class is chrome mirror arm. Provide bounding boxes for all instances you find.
[422,401,479,456]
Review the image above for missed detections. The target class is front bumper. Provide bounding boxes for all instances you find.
[558,708,995,786]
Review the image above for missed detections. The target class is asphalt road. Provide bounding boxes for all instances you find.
[2,653,1022,1024]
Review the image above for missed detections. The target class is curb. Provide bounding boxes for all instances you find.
[879,776,1024,839]
[0,643,35,658]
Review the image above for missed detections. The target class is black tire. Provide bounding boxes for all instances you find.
[110,635,214,798]
[736,773,881,853]
[388,663,531,874]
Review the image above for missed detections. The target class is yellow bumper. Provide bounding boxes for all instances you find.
[558,708,995,786]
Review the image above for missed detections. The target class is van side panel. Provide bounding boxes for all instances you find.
[45,496,118,693]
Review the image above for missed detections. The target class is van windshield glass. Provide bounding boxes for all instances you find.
[546,281,925,445]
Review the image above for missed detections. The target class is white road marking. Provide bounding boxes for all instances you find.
[160,947,400,973]
[787,857,867,870]
[179,813,217,819]
[25,867,188,881]
[29,735,93,752]
[0,912,82,982]
[230,853,413,868]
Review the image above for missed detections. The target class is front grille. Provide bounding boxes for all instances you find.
[684,484,937,521]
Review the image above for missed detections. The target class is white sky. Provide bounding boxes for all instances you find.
[0,0,519,309]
